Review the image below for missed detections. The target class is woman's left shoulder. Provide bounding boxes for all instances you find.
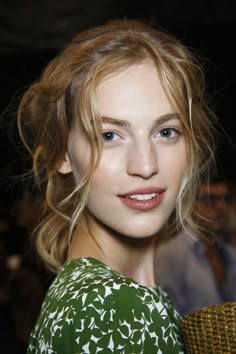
[28,257,184,353]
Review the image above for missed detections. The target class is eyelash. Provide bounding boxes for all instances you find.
[102,127,181,144]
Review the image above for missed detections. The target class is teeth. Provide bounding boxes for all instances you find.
[126,193,158,201]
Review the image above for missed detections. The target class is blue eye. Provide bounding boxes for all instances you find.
[102,131,118,142]
[158,128,178,139]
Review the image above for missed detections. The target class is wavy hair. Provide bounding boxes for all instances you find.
[18,19,216,271]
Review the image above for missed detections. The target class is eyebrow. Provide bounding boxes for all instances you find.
[101,113,180,128]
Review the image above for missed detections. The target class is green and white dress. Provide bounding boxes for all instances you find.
[27,257,184,353]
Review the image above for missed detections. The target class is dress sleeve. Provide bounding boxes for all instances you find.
[60,281,183,353]
[27,278,184,353]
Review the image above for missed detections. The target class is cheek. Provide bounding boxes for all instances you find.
[86,155,121,212]
[175,157,187,184]
[173,151,187,176]
[94,152,124,181]
[160,144,187,178]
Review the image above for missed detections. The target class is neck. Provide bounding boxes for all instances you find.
[67,214,157,288]
[103,234,157,288]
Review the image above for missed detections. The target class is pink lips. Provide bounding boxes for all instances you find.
[118,187,165,211]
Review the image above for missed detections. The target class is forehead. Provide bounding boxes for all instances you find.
[96,60,157,89]
[95,61,173,119]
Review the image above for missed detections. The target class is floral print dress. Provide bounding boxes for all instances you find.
[27,257,184,353]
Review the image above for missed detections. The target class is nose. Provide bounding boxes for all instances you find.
[127,139,158,179]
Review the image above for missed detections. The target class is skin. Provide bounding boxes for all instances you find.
[59,60,186,287]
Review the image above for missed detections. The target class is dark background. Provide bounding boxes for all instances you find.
[1,0,236,202]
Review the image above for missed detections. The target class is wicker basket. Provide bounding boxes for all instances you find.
[182,302,236,354]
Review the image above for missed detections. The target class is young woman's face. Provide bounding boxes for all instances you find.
[61,61,186,239]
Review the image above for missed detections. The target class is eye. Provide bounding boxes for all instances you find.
[102,131,120,143]
[158,127,179,139]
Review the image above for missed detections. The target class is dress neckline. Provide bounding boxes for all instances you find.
[65,256,158,292]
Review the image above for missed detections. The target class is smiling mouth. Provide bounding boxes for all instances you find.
[125,193,159,201]
[119,191,165,211]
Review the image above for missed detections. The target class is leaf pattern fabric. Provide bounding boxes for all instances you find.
[27,257,184,353]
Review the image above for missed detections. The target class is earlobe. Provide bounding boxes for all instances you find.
[56,153,72,174]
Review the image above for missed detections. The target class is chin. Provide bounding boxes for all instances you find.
[122,224,164,240]
[90,213,167,241]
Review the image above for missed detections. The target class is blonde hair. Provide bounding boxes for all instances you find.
[18,19,216,271]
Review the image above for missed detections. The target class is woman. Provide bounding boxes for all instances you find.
[18,19,215,353]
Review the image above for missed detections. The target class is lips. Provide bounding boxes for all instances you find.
[118,187,165,211]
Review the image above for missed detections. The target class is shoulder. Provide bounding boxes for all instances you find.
[38,257,167,319]
[47,257,156,303]
[47,257,169,314]
[28,258,183,353]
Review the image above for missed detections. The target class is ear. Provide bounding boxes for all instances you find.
[56,153,72,174]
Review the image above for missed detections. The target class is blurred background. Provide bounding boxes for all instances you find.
[0,1,235,353]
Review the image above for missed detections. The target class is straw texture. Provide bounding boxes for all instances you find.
[182,302,236,353]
